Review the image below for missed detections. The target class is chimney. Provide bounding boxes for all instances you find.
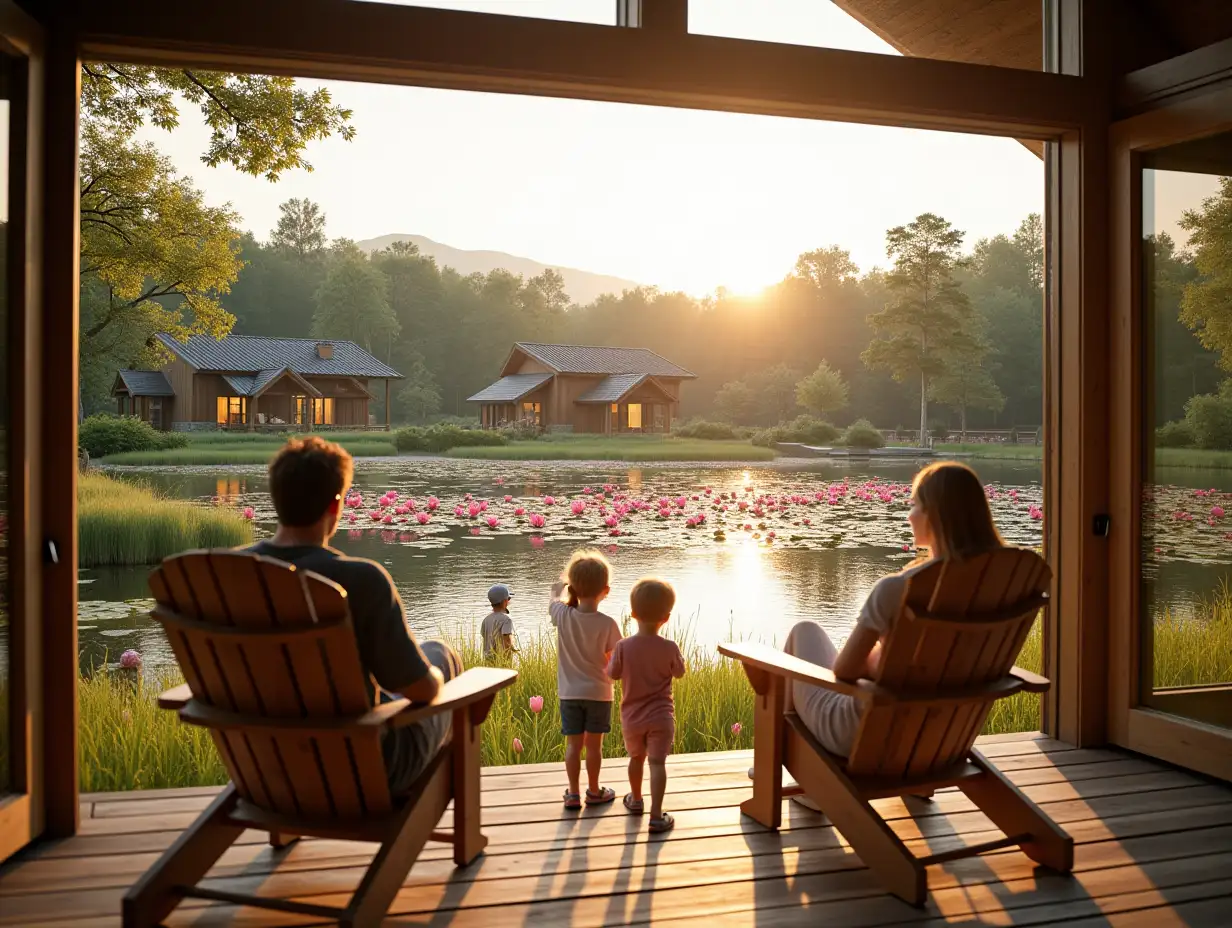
[316,342,334,360]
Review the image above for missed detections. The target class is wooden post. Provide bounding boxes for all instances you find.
[741,667,784,830]
[384,378,390,431]
[40,25,82,838]
[247,396,255,431]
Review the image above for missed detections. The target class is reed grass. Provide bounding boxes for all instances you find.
[74,620,1052,791]
[1153,584,1232,687]
[448,437,776,462]
[78,472,253,566]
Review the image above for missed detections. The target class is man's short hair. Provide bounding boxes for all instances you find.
[630,577,676,622]
[267,436,353,527]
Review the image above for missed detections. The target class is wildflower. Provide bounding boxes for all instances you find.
[731,722,742,736]
[513,737,524,754]
[119,649,142,669]
[529,695,544,713]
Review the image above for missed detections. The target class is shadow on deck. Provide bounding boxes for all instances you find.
[2,732,1231,926]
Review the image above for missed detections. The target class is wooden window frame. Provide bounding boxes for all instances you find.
[1108,77,1232,783]
[23,0,1136,839]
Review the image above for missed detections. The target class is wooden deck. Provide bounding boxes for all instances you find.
[2,732,1231,926]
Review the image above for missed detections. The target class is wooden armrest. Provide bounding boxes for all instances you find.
[378,667,519,729]
[718,641,873,701]
[1009,666,1051,693]
[158,683,194,710]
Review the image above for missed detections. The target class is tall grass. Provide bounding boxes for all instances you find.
[1154,447,1232,470]
[448,437,776,462]
[934,443,1042,461]
[1154,586,1232,687]
[75,622,1052,792]
[78,472,253,566]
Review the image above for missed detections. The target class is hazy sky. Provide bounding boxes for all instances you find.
[138,0,1051,296]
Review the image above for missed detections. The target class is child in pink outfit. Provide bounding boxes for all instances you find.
[605,577,686,833]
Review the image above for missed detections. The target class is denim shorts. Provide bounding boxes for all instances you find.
[560,699,612,735]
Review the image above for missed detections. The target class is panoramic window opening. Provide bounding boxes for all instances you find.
[71,14,1048,797]
[1140,130,1232,730]
[346,0,616,25]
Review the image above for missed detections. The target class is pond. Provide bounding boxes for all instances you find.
[79,457,1050,671]
[70,455,1232,673]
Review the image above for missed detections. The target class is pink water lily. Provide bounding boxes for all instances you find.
[529,513,546,529]
[1213,506,1226,519]
[529,695,544,713]
[504,495,513,503]
[369,510,383,521]
[570,500,586,515]
[468,502,482,518]
[242,506,255,520]
[427,496,440,511]
[514,506,526,516]
[604,515,619,528]
[119,649,142,670]
[543,495,556,506]
[416,512,430,525]
[486,516,500,529]
[454,505,466,518]
[347,512,358,522]
[382,514,394,524]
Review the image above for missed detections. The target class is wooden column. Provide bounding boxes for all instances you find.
[39,25,81,837]
[385,378,390,431]
[1045,0,1112,746]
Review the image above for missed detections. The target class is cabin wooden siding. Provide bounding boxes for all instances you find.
[187,373,373,426]
[161,356,196,424]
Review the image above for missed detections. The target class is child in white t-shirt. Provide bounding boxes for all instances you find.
[550,549,622,810]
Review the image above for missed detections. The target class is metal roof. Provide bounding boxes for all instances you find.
[510,343,695,378]
[114,370,174,397]
[222,374,256,395]
[155,333,403,379]
[574,374,649,403]
[466,372,554,403]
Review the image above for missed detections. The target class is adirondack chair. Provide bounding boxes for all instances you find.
[123,550,517,928]
[719,547,1073,906]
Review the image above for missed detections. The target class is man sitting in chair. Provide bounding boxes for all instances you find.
[247,435,462,794]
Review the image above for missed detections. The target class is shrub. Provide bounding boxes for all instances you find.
[748,415,840,448]
[1155,419,1194,449]
[673,418,738,440]
[394,424,509,453]
[80,414,188,458]
[930,423,950,440]
[843,418,885,449]
[1184,387,1232,450]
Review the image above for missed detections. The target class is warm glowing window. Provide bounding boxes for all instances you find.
[216,396,244,425]
[292,395,308,425]
[627,403,643,430]
[312,397,335,425]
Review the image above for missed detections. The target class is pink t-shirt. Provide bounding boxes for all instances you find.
[605,634,686,729]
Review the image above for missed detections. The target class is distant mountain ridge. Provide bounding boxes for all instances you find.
[355,233,643,305]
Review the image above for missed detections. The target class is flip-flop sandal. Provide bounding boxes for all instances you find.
[649,813,675,834]
[563,790,582,810]
[585,787,617,806]
[623,793,644,814]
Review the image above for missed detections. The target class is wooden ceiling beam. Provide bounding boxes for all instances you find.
[63,0,1092,139]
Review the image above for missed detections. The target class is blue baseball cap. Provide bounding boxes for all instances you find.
[488,583,513,605]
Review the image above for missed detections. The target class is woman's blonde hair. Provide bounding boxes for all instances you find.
[562,549,611,607]
[911,461,1004,560]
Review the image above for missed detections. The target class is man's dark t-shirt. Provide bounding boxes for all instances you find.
[246,542,438,790]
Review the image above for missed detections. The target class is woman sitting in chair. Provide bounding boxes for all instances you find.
[784,460,1004,758]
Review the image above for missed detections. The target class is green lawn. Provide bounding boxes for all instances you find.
[102,435,398,465]
[447,435,776,462]
[934,442,1042,460]
[1155,448,1232,470]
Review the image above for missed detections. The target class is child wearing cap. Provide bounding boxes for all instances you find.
[481,583,516,658]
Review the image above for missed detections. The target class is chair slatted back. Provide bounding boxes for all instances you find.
[149,550,394,818]
[845,548,1050,779]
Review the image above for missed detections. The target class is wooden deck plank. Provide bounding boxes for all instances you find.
[2,737,1230,928]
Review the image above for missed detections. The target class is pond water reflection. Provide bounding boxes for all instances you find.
[79,457,1049,671]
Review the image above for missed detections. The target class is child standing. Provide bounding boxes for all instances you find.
[481,583,515,658]
[550,550,622,810]
[605,578,686,834]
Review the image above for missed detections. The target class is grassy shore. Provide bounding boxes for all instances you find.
[934,443,1042,461]
[101,431,398,465]
[78,472,252,567]
[1154,448,1232,470]
[75,621,1045,792]
[449,435,776,462]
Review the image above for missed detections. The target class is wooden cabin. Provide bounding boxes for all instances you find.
[112,334,403,430]
[467,342,695,433]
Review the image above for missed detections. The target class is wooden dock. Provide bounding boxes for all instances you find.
[2,732,1230,926]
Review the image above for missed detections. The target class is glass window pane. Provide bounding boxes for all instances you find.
[346,0,615,25]
[689,0,1045,71]
[0,94,9,794]
[1141,130,1232,730]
